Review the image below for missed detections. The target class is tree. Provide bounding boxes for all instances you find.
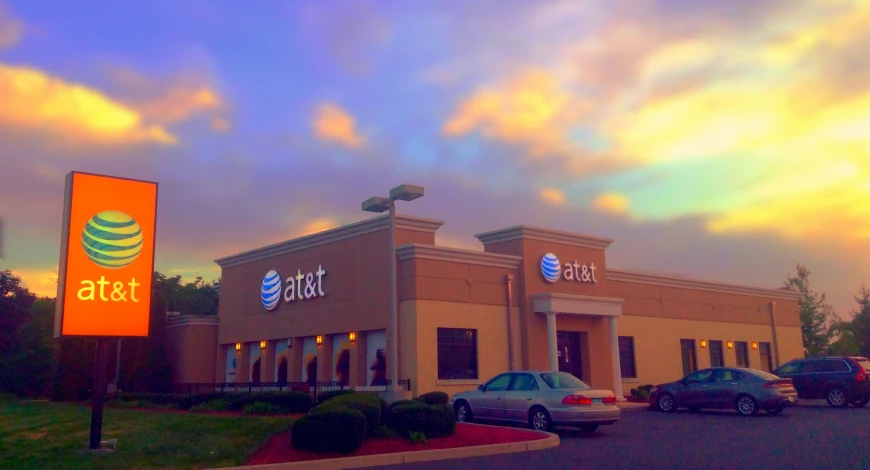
[849,286,870,357]
[784,263,836,357]
[0,270,40,396]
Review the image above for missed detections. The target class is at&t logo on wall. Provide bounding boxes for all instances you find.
[540,253,599,284]
[261,270,282,310]
[260,265,328,311]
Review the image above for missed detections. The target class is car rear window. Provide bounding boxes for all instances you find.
[742,369,781,381]
[540,372,590,389]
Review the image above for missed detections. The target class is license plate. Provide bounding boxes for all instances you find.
[592,398,602,405]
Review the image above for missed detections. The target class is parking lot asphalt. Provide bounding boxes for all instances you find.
[388,404,870,469]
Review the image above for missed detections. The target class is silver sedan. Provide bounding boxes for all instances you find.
[447,370,620,432]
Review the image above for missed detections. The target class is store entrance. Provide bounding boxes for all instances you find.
[557,331,583,380]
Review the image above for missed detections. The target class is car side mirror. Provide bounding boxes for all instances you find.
[478,385,484,392]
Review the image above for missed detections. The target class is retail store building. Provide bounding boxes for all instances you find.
[167,214,805,398]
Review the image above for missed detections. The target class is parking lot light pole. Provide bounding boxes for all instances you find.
[362,184,424,400]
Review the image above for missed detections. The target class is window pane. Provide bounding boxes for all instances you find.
[437,328,478,380]
[681,339,697,376]
[485,374,512,391]
[709,340,724,367]
[541,372,589,389]
[735,341,749,368]
[509,374,537,391]
[618,336,637,378]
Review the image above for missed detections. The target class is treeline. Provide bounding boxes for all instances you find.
[0,270,218,400]
[785,264,869,357]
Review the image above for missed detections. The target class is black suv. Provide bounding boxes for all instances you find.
[774,356,868,408]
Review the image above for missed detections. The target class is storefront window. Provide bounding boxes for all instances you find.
[735,341,749,368]
[709,340,724,367]
[437,328,478,380]
[618,336,637,379]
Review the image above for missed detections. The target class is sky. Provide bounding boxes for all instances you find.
[0,0,868,319]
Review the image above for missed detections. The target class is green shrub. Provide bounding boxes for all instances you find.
[630,384,655,400]
[417,391,449,405]
[388,399,421,410]
[190,399,231,413]
[291,408,367,454]
[408,431,427,444]
[243,401,282,415]
[386,402,456,438]
[176,392,226,410]
[317,389,355,403]
[373,425,399,439]
[228,391,312,413]
[314,394,384,436]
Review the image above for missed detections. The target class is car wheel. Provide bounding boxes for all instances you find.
[735,394,759,416]
[529,407,553,432]
[454,401,473,423]
[826,387,849,408]
[657,393,677,413]
[578,424,599,432]
[767,407,784,415]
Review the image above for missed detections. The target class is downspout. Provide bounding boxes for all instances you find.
[769,301,781,367]
[505,274,516,371]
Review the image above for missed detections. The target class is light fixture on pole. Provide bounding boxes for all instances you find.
[362,184,424,398]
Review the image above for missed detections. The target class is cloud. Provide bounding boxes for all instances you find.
[312,103,365,148]
[0,64,177,145]
[443,69,591,159]
[210,117,231,133]
[107,66,226,126]
[12,267,58,298]
[592,193,629,215]
[292,217,341,238]
[539,188,566,206]
[0,1,23,49]
[294,0,392,75]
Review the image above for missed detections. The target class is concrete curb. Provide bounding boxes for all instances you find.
[616,402,648,411]
[213,424,559,470]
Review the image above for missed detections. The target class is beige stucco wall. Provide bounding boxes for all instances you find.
[165,318,219,384]
[402,299,520,397]
[616,314,804,388]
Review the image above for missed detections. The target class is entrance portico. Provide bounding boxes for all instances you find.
[532,292,625,401]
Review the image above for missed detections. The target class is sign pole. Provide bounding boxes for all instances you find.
[89,337,110,450]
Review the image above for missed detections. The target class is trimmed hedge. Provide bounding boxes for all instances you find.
[417,391,449,405]
[317,389,355,403]
[313,393,385,436]
[291,408,367,454]
[385,402,456,438]
[388,399,421,410]
[109,391,312,413]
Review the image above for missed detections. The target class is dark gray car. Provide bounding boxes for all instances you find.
[649,367,798,416]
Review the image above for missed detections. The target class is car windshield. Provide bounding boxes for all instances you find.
[540,372,589,389]
[742,369,781,381]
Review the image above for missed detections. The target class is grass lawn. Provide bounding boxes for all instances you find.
[0,396,294,470]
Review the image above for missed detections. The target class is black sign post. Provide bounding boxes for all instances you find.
[89,337,110,450]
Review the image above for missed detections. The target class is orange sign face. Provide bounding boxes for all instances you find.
[54,172,158,337]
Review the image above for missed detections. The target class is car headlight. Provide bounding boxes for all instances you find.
[650,387,658,393]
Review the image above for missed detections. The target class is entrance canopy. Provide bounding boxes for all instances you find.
[531,293,623,317]
[531,293,626,400]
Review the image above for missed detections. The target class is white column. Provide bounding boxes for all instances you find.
[546,312,558,371]
[609,316,626,401]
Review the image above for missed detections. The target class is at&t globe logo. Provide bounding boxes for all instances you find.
[261,270,282,310]
[81,210,143,269]
[541,253,561,283]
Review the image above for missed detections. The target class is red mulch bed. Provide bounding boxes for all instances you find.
[246,423,547,465]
